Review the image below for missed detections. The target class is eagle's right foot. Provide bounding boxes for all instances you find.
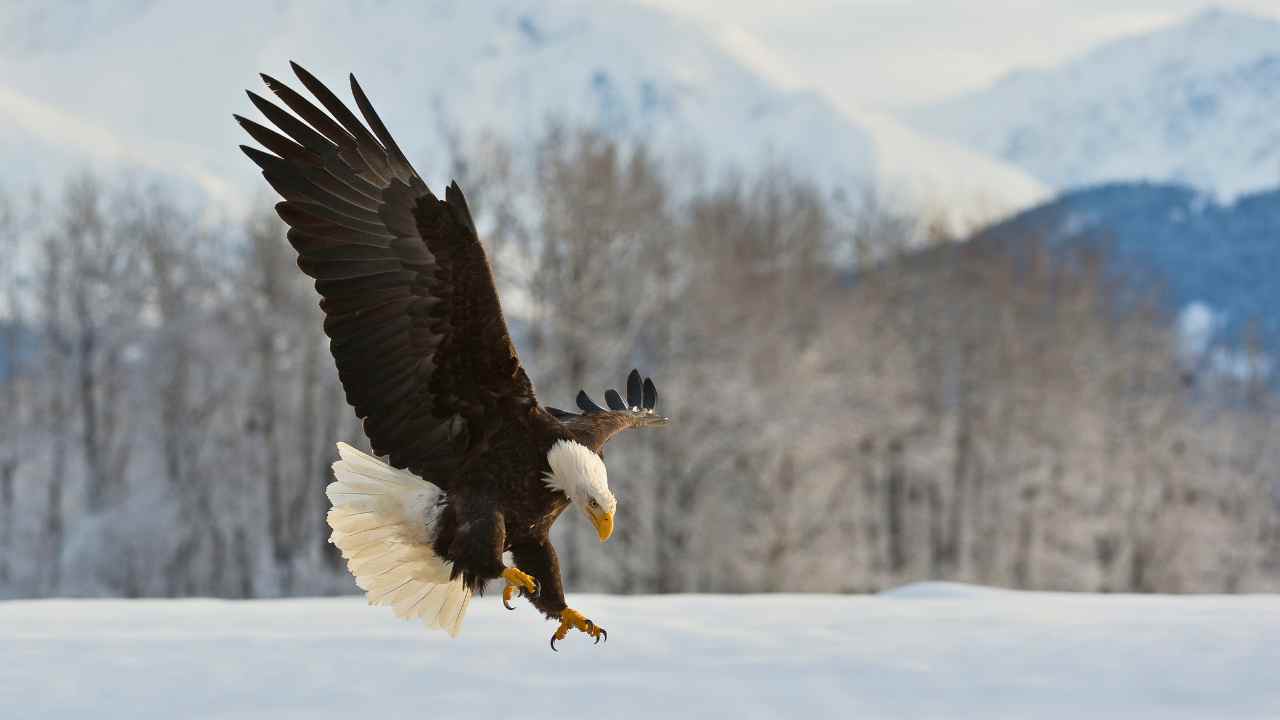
[501,567,539,610]
[550,608,607,650]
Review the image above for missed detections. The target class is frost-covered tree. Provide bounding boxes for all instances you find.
[1,135,1278,599]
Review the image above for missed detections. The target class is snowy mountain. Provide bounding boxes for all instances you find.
[0,0,1039,227]
[6,586,1279,719]
[701,21,1047,231]
[841,108,1047,232]
[905,8,1280,200]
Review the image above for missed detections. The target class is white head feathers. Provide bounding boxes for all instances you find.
[544,439,616,514]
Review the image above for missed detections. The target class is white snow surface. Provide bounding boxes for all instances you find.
[3,583,1278,719]
[905,8,1280,200]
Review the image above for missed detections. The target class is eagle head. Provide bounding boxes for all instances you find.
[545,439,616,542]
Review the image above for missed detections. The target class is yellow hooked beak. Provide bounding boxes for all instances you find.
[588,506,615,543]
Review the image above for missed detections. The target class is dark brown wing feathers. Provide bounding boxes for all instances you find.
[558,369,667,453]
[238,63,538,485]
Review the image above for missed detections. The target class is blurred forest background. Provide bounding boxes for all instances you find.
[2,124,1278,600]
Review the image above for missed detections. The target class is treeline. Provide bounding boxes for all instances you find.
[1,129,1277,598]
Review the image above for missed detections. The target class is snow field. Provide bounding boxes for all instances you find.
[2,584,1278,719]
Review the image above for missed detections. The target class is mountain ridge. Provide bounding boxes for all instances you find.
[971,179,1280,378]
[905,8,1280,200]
[0,0,1039,228]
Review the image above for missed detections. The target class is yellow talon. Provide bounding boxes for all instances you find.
[501,567,538,610]
[550,608,607,650]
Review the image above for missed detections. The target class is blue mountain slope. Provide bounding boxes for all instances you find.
[973,182,1280,362]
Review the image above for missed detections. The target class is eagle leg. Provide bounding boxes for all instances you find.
[549,608,607,650]
[501,567,539,610]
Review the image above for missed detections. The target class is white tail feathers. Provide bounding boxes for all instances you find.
[327,442,471,637]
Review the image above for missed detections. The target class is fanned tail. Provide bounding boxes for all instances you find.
[327,442,471,637]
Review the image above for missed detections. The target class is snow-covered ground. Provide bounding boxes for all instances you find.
[3,583,1277,719]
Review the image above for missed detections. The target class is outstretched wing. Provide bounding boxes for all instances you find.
[545,369,669,455]
[237,62,538,485]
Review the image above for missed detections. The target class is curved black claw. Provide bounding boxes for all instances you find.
[550,633,560,652]
[503,596,516,611]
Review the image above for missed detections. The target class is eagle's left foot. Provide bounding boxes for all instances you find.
[502,567,539,610]
[550,608,607,650]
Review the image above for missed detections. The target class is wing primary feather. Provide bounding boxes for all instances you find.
[291,62,385,153]
[349,73,416,178]
[235,117,321,166]
[576,390,605,414]
[289,62,392,185]
[261,72,356,150]
[240,112,381,203]
[238,142,287,169]
[627,369,642,409]
[643,377,657,410]
[444,181,478,237]
[244,92,386,204]
[605,389,627,411]
[245,91,325,149]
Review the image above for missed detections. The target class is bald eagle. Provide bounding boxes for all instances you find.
[235,63,670,649]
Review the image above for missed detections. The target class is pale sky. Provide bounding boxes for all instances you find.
[637,0,1280,108]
